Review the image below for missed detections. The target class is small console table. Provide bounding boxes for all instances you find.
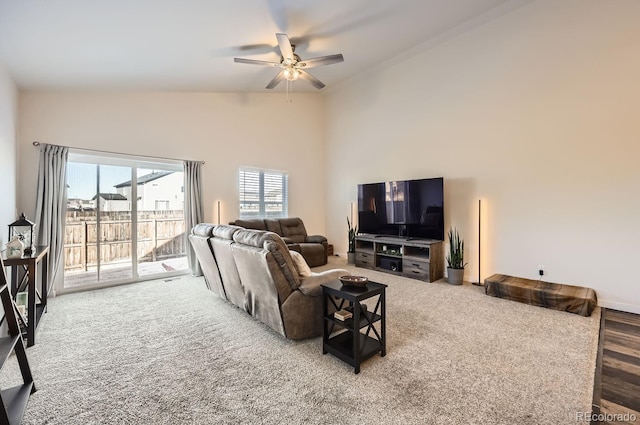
[354,234,444,282]
[322,280,386,374]
[2,245,50,347]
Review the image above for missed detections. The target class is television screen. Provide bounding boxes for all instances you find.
[357,177,444,240]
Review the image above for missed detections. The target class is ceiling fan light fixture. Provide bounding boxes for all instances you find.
[283,67,299,81]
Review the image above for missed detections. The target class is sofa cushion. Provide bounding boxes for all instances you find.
[306,235,328,244]
[298,243,326,268]
[210,236,244,309]
[212,224,242,240]
[231,242,287,336]
[232,219,267,231]
[289,250,312,278]
[188,231,226,299]
[232,228,275,248]
[191,223,215,237]
[279,217,307,243]
[232,229,301,290]
[264,219,283,235]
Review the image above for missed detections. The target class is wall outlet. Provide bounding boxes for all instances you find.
[538,264,545,276]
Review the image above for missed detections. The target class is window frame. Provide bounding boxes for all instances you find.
[238,167,289,219]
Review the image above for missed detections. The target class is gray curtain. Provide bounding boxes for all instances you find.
[184,160,204,276]
[34,143,69,286]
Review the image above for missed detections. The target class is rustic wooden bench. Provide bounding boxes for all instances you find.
[484,274,597,317]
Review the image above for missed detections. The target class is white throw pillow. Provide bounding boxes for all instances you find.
[290,250,312,277]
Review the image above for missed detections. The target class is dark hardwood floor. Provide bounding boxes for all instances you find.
[592,308,640,424]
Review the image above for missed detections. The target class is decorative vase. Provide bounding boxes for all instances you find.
[447,267,464,285]
[347,252,356,264]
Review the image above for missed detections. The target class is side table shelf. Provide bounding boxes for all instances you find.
[322,280,387,374]
[0,256,36,425]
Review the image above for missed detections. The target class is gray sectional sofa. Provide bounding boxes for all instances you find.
[189,224,347,340]
[229,217,328,267]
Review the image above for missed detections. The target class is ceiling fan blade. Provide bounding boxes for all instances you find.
[276,33,294,60]
[236,43,277,53]
[298,70,325,89]
[234,58,281,66]
[266,70,286,89]
[297,54,344,69]
[267,0,288,32]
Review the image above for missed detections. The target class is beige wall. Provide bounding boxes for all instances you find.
[324,0,640,312]
[17,91,327,234]
[0,64,17,246]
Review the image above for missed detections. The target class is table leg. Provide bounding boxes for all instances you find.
[353,301,360,374]
[41,252,48,313]
[10,266,17,296]
[27,262,36,347]
[322,292,328,354]
[381,291,386,357]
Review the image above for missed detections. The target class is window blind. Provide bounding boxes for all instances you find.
[239,168,288,219]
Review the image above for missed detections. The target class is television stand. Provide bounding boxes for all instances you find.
[354,235,444,282]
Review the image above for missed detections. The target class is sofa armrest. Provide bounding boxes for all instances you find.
[297,269,349,297]
[306,235,327,244]
[287,243,301,254]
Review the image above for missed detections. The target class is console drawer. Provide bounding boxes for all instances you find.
[403,259,429,280]
[355,252,374,268]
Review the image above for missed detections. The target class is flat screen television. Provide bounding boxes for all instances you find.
[357,177,444,241]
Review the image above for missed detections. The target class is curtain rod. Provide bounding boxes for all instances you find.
[32,141,205,165]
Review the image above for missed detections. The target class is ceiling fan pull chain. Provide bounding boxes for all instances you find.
[286,80,293,103]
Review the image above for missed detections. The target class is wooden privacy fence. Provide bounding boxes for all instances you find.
[64,211,186,271]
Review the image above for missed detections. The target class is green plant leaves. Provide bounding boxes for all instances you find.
[347,216,358,253]
[446,226,467,269]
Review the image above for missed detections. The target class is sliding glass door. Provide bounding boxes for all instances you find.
[64,153,187,289]
[135,167,187,277]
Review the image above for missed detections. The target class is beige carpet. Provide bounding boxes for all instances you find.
[1,258,600,424]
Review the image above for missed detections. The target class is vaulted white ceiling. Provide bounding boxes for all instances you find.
[0,0,524,92]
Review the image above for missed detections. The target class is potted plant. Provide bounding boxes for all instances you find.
[446,227,466,285]
[347,217,358,264]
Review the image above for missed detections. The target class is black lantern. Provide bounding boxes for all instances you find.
[8,213,35,256]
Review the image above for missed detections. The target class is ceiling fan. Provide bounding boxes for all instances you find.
[234,33,344,90]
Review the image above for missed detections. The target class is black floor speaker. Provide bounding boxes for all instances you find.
[379,257,402,272]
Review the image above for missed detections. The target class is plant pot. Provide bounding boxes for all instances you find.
[447,267,464,285]
[347,252,356,264]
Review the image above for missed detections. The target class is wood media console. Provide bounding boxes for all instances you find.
[354,234,444,282]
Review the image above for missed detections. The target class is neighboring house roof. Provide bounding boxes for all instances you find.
[114,171,174,188]
[92,193,128,201]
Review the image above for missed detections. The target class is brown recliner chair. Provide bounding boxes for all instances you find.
[229,217,328,267]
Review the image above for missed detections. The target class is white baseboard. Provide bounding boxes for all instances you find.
[598,299,640,315]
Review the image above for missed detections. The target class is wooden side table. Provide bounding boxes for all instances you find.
[2,245,50,347]
[322,280,387,374]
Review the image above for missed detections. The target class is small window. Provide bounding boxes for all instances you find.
[239,168,288,219]
[155,200,170,211]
